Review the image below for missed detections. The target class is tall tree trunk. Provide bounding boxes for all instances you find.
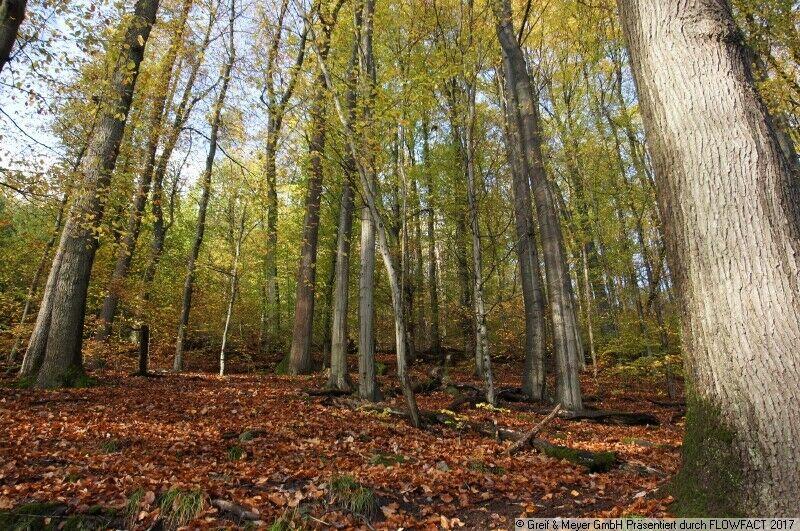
[20,0,160,387]
[174,3,235,371]
[98,0,193,340]
[464,83,495,405]
[0,0,26,74]
[494,0,583,410]
[358,203,381,400]
[327,16,360,391]
[287,3,341,374]
[260,1,308,355]
[308,0,419,424]
[220,206,246,377]
[421,119,442,364]
[328,179,355,391]
[498,69,547,399]
[619,0,800,514]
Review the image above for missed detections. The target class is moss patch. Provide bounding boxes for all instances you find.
[670,394,744,516]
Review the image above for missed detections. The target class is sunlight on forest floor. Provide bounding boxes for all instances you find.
[0,344,683,529]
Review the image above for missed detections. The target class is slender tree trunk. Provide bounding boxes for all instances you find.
[328,179,355,391]
[327,17,360,391]
[9,192,68,363]
[358,204,381,400]
[174,5,235,371]
[220,207,246,377]
[98,0,192,340]
[494,0,582,410]
[464,83,495,405]
[0,0,26,74]
[619,0,800,514]
[21,0,160,387]
[421,120,442,364]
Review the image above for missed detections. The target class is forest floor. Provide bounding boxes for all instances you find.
[0,342,683,530]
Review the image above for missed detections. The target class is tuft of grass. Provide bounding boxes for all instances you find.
[268,508,303,531]
[99,439,121,453]
[125,488,145,525]
[330,475,378,520]
[368,452,406,467]
[239,430,256,442]
[159,488,204,530]
[227,445,246,461]
[274,357,290,375]
[467,460,506,475]
[0,501,67,530]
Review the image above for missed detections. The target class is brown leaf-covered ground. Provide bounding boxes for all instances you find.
[0,344,683,529]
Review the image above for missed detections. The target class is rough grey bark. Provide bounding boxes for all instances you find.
[174,2,235,371]
[97,0,192,340]
[619,0,800,515]
[494,0,582,410]
[0,0,26,74]
[20,0,160,387]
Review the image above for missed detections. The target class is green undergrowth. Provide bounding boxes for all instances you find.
[159,488,205,530]
[329,475,378,520]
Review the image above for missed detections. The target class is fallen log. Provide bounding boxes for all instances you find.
[559,410,660,426]
[329,397,619,472]
[306,388,352,397]
[496,387,529,403]
[506,404,561,455]
[211,499,263,524]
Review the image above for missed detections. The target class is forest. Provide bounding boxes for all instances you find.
[0,0,798,527]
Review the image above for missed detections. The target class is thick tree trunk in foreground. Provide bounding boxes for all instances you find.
[174,9,235,371]
[20,0,159,387]
[619,0,800,515]
[494,0,582,410]
[98,0,192,340]
[0,0,26,74]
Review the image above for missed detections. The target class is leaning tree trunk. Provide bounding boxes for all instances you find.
[619,0,800,515]
[20,0,160,387]
[0,0,26,74]
[494,0,582,411]
[97,0,192,340]
[174,8,235,371]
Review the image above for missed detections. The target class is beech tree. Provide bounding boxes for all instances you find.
[0,0,25,74]
[619,0,800,514]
